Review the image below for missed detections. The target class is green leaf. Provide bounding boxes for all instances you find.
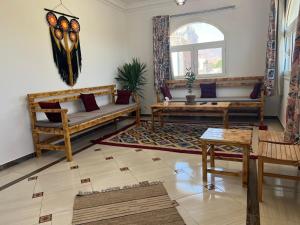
[115,58,147,97]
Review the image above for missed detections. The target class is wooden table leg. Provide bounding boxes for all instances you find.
[242,146,250,186]
[223,109,229,129]
[160,112,164,127]
[151,108,155,131]
[210,144,215,168]
[202,142,208,182]
[258,157,264,202]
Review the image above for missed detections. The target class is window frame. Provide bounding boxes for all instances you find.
[170,22,226,79]
[283,0,299,76]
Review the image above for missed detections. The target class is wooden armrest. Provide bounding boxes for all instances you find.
[32,108,68,113]
[32,108,69,125]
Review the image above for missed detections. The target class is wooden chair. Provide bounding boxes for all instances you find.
[258,130,292,144]
[257,142,300,202]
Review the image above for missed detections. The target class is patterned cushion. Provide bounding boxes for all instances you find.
[80,94,100,112]
[116,90,131,104]
[250,83,262,99]
[160,84,172,100]
[38,102,62,123]
[200,83,216,98]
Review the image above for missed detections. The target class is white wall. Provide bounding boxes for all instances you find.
[125,0,280,115]
[0,0,127,165]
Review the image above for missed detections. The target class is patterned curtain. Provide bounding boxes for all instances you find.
[153,16,170,90]
[264,0,279,96]
[284,6,300,143]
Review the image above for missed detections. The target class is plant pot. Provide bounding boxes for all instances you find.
[186,95,196,105]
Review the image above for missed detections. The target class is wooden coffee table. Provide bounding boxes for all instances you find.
[150,102,231,131]
[200,128,252,186]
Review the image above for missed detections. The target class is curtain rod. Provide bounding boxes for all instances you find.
[44,8,79,20]
[170,5,236,18]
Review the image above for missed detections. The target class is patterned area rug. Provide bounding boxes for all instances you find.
[94,120,256,158]
[72,182,185,225]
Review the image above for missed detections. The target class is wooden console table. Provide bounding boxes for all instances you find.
[200,128,252,186]
[150,102,231,131]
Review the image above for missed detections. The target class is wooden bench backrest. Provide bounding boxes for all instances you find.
[28,85,116,107]
[165,76,264,89]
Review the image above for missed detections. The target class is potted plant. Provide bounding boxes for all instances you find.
[185,68,196,104]
[115,58,147,100]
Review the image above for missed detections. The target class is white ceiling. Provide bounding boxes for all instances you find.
[121,0,148,4]
[104,0,175,10]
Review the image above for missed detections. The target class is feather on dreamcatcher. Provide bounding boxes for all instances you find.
[46,10,82,86]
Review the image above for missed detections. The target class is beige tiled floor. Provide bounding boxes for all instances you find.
[0,118,299,225]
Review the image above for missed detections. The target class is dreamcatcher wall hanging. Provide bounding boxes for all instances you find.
[45,1,82,87]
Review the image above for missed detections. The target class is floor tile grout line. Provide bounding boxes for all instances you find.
[0,143,94,192]
[178,205,200,225]
[38,190,45,224]
[0,120,135,192]
[174,188,207,202]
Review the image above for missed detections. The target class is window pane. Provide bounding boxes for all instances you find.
[171,51,192,77]
[198,48,223,75]
[171,23,224,46]
[287,0,300,27]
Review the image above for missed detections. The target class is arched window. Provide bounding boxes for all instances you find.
[170,22,225,78]
[285,0,300,73]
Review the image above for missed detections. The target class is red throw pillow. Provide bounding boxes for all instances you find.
[160,84,172,100]
[39,102,62,123]
[116,90,131,104]
[250,83,262,99]
[200,83,216,98]
[80,94,100,112]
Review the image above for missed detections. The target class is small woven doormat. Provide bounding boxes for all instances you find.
[72,182,185,225]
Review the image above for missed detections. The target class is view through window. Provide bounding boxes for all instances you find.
[170,22,225,78]
[284,0,300,74]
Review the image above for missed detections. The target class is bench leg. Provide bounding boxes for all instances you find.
[210,144,215,168]
[258,157,264,202]
[63,130,73,162]
[114,118,118,130]
[136,107,141,126]
[223,109,229,129]
[61,112,73,161]
[260,106,264,124]
[33,132,41,158]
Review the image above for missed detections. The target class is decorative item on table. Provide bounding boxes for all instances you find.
[160,83,172,100]
[164,97,170,106]
[115,58,147,102]
[46,10,82,87]
[185,68,196,105]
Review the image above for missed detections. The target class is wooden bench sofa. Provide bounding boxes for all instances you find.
[28,85,140,161]
[156,76,265,123]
